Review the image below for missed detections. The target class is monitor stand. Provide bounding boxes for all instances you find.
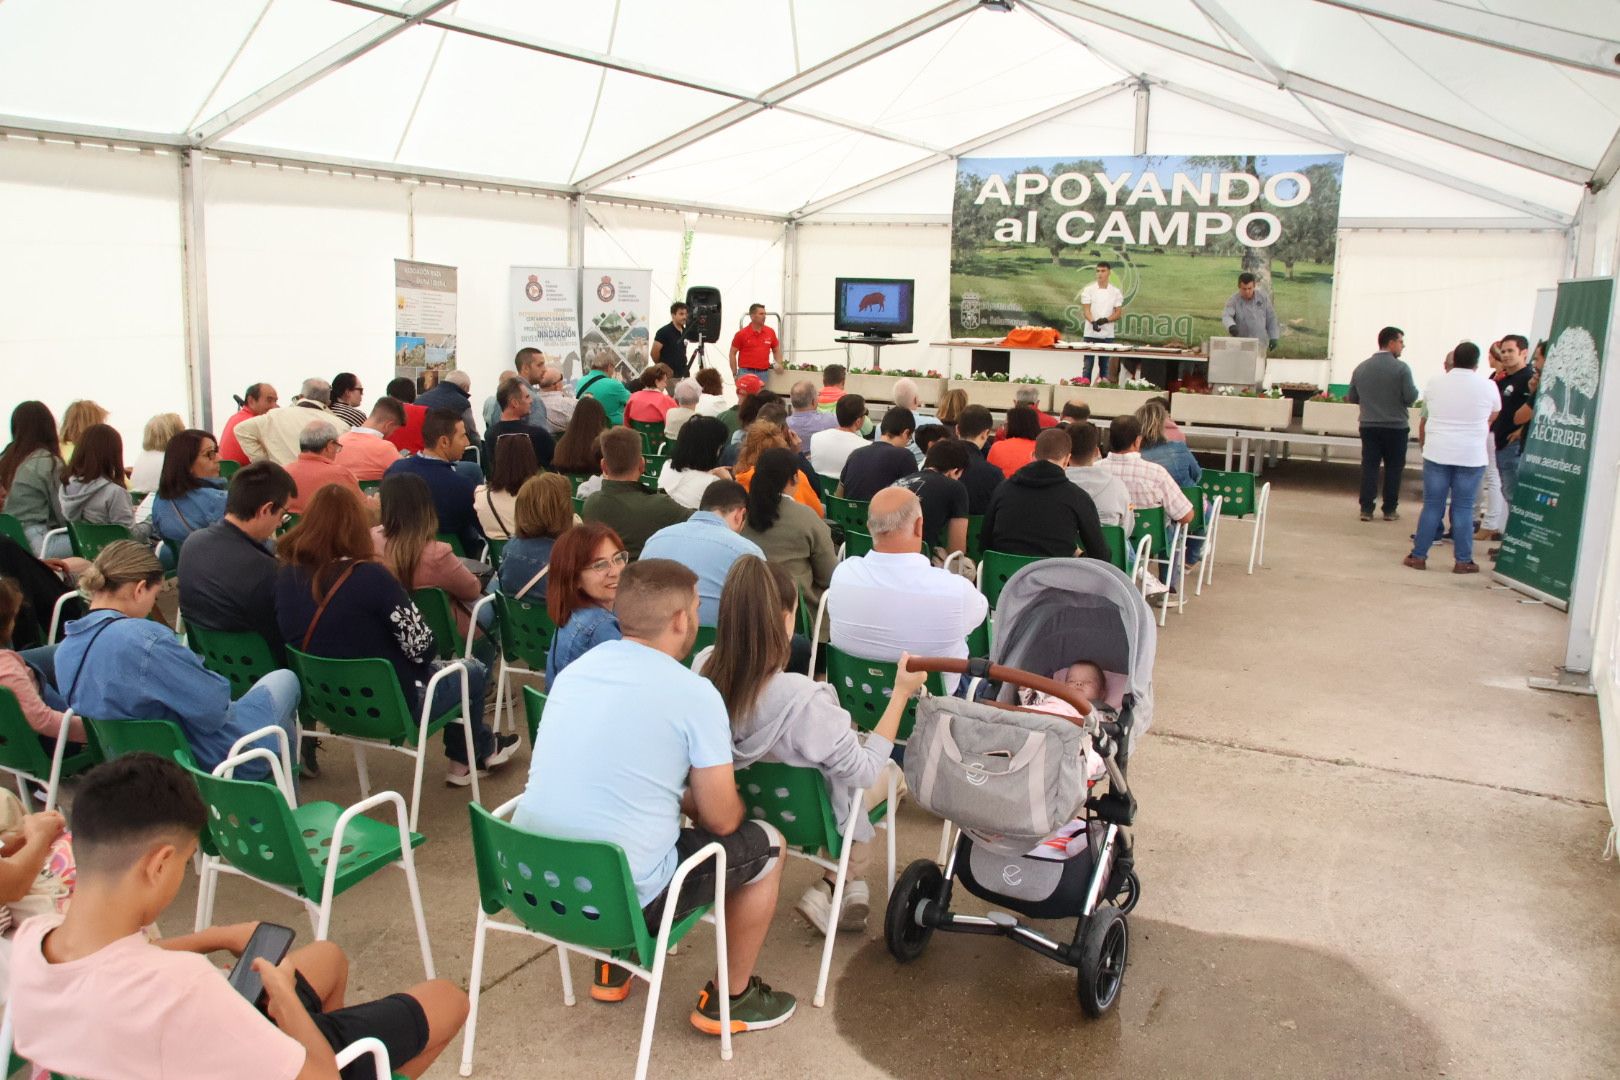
[833,335,917,369]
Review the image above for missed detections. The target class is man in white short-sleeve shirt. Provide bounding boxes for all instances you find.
[1079,262,1127,384]
[1406,342,1500,574]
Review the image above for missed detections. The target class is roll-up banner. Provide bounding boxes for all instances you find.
[394,259,458,382]
[1494,277,1614,608]
[511,266,582,381]
[581,268,653,381]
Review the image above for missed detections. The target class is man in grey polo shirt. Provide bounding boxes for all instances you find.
[1347,326,1421,522]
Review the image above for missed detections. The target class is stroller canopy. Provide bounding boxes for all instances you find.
[990,558,1157,741]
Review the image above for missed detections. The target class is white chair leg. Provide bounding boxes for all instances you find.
[354,745,372,800]
[399,846,436,979]
[1248,519,1261,574]
[634,960,667,1080]
[816,790,864,1008]
[306,899,323,938]
[557,945,576,1006]
[885,768,898,900]
[12,774,26,804]
[193,857,215,932]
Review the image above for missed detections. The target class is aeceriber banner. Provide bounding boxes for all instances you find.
[511,266,581,381]
[1494,277,1614,607]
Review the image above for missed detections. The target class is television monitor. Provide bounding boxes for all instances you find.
[834,277,915,338]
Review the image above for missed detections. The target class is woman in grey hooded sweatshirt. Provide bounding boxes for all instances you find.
[59,423,150,543]
[696,555,925,936]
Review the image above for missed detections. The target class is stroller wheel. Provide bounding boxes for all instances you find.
[1111,870,1141,915]
[885,859,943,963]
[1076,906,1128,1018]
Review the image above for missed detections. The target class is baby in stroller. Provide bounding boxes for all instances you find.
[1016,660,1115,785]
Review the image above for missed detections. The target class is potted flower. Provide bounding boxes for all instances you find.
[879,367,948,405]
[947,370,1023,410]
[1171,385,1292,430]
[1067,376,1160,418]
[1301,391,1361,436]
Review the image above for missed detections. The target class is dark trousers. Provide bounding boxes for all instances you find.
[1359,425,1409,514]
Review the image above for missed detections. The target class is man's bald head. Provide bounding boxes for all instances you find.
[867,487,923,553]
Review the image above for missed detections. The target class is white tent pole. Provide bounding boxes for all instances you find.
[179,150,214,432]
[783,220,799,362]
[1593,131,1620,194]
[191,0,458,147]
[568,197,585,267]
[1312,0,1620,78]
[1132,81,1150,155]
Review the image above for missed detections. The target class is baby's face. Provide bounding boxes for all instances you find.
[1064,664,1105,702]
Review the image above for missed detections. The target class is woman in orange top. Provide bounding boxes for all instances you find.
[373,472,491,657]
[733,420,824,517]
[987,404,1041,478]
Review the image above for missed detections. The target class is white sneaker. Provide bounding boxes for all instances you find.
[796,879,869,934]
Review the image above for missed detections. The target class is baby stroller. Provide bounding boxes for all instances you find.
[884,558,1155,1017]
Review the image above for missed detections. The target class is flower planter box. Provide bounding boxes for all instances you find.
[1301,399,1361,436]
[1072,387,1159,419]
[1171,393,1292,431]
[948,379,1028,410]
[852,374,946,405]
[765,370,801,395]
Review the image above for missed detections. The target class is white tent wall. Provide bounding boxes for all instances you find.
[0,139,188,453]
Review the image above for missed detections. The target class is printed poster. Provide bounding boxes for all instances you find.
[581,268,653,381]
[1494,277,1614,607]
[394,259,458,382]
[950,154,1344,358]
[511,266,582,381]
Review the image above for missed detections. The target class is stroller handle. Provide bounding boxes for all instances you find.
[902,656,1093,718]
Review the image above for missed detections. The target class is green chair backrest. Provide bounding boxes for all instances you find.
[796,588,813,640]
[0,514,29,552]
[638,473,659,492]
[683,625,717,668]
[815,473,839,500]
[824,647,944,743]
[571,495,585,517]
[186,763,315,894]
[842,527,875,559]
[735,762,845,858]
[0,688,60,778]
[1099,525,1129,571]
[468,802,679,969]
[964,515,985,561]
[411,588,464,661]
[522,686,546,748]
[564,473,590,495]
[67,521,131,561]
[358,479,382,494]
[979,549,1046,608]
[495,591,557,670]
[1180,486,1207,533]
[644,452,669,475]
[87,717,197,769]
[824,495,868,534]
[966,617,990,659]
[287,649,420,745]
[1201,469,1257,517]
[218,460,240,479]
[1132,507,1169,559]
[185,623,279,701]
[437,532,467,558]
[630,421,663,453]
[484,537,507,565]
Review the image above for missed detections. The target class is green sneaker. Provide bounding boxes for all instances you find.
[689,976,797,1034]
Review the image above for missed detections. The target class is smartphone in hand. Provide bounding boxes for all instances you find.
[226,922,297,1003]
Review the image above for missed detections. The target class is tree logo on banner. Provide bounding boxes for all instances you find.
[525,275,543,302]
[1536,326,1601,427]
[596,276,616,303]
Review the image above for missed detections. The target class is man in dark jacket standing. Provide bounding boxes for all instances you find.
[981,429,1109,559]
[1347,326,1420,522]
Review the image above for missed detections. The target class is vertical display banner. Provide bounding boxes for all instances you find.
[511,266,582,381]
[394,259,458,382]
[581,268,653,381]
[950,154,1344,357]
[1494,277,1614,607]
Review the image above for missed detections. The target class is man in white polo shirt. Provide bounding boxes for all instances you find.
[1406,341,1500,574]
[1079,262,1126,384]
[826,488,988,693]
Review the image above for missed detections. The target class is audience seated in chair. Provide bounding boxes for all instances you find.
[332,396,406,482]
[275,484,513,788]
[543,522,625,686]
[625,363,676,424]
[219,382,278,467]
[0,578,84,744]
[734,421,823,518]
[9,753,470,1079]
[0,402,68,557]
[152,429,229,549]
[826,488,987,694]
[415,369,481,448]
[738,449,836,615]
[482,377,555,474]
[550,395,609,481]
[698,557,922,934]
[981,428,1110,561]
[1098,416,1194,532]
[838,407,917,501]
[952,405,1004,516]
[384,377,429,455]
[56,542,298,779]
[657,416,731,511]
[665,378,702,441]
[1064,422,1131,528]
[785,381,836,448]
[374,473,492,658]
[475,431,541,543]
[60,423,148,542]
[495,473,572,602]
[580,428,692,560]
[693,367,729,421]
[384,408,484,559]
[986,404,1041,479]
[531,358,579,436]
[233,377,352,466]
[641,480,762,626]
[514,559,796,1031]
[283,421,366,514]
[893,438,971,561]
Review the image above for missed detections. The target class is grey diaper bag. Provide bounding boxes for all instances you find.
[904,695,1088,854]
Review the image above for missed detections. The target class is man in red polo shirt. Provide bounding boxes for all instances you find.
[729,303,782,379]
[218,382,278,465]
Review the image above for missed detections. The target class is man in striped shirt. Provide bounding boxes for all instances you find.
[1099,415,1193,526]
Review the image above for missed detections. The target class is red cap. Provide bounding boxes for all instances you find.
[736,374,765,395]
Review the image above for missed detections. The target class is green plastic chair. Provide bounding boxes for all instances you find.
[841,527,875,559]
[964,514,985,561]
[66,521,131,561]
[815,473,840,500]
[735,760,896,1007]
[1199,468,1269,576]
[629,420,664,453]
[286,648,476,831]
[1099,524,1129,571]
[1132,506,1183,625]
[186,754,434,978]
[358,479,382,494]
[217,459,240,479]
[683,624,717,668]
[521,686,547,748]
[460,798,733,1080]
[1180,485,1221,596]
[825,495,868,535]
[0,688,94,810]
[437,531,468,558]
[976,549,1047,609]
[824,646,943,743]
[87,716,196,768]
[0,514,29,552]
[185,623,279,701]
[564,473,591,495]
[644,452,670,476]
[966,616,991,659]
[572,495,585,517]
[638,472,659,492]
[412,587,466,661]
[483,592,558,742]
[482,536,508,566]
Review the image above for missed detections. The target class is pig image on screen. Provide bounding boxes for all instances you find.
[858,291,886,313]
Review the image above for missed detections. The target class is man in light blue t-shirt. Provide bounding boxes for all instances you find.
[639,480,762,626]
[513,559,795,1034]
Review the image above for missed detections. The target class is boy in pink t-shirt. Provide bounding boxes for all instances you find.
[9,754,468,1079]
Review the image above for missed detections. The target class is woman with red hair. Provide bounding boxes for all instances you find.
[544,522,626,686]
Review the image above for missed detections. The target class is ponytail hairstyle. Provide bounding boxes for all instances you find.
[744,448,798,533]
[78,539,164,596]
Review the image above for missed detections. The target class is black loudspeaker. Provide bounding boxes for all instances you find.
[685,286,722,344]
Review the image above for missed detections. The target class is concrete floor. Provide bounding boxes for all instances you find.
[163,458,1620,1079]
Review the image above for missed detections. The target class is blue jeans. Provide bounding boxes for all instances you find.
[224,669,302,781]
[1081,336,1109,380]
[21,525,69,559]
[1411,462,1486,564]
[18,645,65,711]
[420,657,491,765]
[1497,442,1524,510]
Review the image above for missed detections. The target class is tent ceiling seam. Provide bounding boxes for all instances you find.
[566,0,622,185]
[184,0,275,134]
[1310,0,1620,78]
[391,22,451,162]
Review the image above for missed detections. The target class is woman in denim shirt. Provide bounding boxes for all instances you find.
[152,430,228,551]
[543,522,624,687]
[497,473,573,601]
[52,541,298,779]
[1136,400,1206,562]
